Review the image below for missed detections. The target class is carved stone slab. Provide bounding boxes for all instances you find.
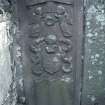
[24,1,73,81]
[16,0,83,105]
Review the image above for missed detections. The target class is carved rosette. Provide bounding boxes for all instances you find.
[27,1,73,80]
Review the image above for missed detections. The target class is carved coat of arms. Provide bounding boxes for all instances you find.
[25,0,73,80]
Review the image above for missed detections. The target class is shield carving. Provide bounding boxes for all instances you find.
[42,53,62,74]
[27,0,73,75]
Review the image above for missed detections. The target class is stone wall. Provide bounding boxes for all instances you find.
[0,0,17,105]
[82,0,105,105]
[0,10,12,105]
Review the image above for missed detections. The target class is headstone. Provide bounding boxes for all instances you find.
[16,0,83,105]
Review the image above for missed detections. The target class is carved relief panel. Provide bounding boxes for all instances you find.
[16,0,83,105]
[26,0,73,81]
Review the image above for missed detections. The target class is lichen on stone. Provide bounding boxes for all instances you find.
[0,0,17,105]
[82,0,105,105]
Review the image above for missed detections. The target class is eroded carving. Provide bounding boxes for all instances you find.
[45,45,57,54]
[35,7,42,15]
[43,54,61,74]
[62,63,72,73]
[29,24,41,38]
[57,5,66,15]
[60,22,72,37]
[32,64,43,75]
[44,15,57,26]
[27,1,73,79]
[45,34,57,44]
[29,44,41,53]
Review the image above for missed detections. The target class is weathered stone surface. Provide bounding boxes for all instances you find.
[1,0,105,105]
[0,10,12,105]
[82,0,105,105]
[0,1,17,105]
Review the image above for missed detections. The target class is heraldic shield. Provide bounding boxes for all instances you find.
[16,0,83,105]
